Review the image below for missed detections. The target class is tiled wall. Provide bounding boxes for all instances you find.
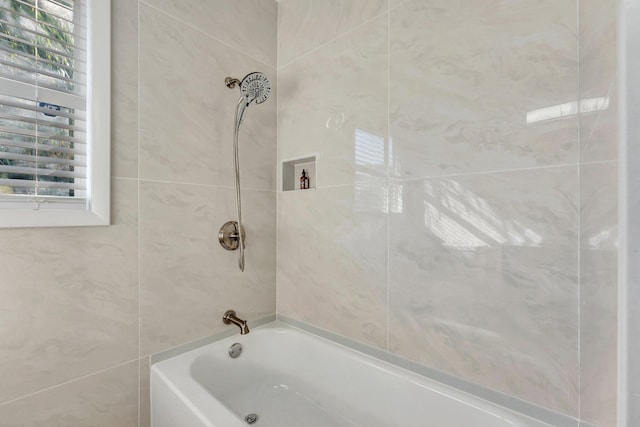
[579,0,619,425]
[0,0,277,425]
[0,0,622,425]
[277,0,618,424]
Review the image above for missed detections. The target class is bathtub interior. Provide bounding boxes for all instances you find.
[166,325,553,427]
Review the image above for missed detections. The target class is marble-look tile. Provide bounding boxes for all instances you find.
[389,0,578,179]
[139,357,150,427]
[278,0,388,66]
[388,167,579,415]
[143,0,277,67]
[139,4,276,191]
[0,361,138,427]
[0,179,138,403]
[111,0,138,178]
[579,162,618,426]
[278,15,387,188]
[277,183,388,348]
[139,181,276,355]
[579,0,618,162]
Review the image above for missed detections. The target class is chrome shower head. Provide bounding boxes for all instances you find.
[239,72,271,105]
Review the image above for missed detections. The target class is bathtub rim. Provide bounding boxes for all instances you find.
[151,314,580,427]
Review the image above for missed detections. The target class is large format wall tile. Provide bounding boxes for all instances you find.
[278,0,388,66]
[579,161,618,426]
[579,0,618,163]
[389,0,578,179]
[111,0,138,179]
[388,167,579,415]
[0,179,138,404]
[143,0,277,67]
[278,15,387,188]
[0,361,138,427]
[139,4,276,191]
[140,181,275,355]
[278,184,388,348]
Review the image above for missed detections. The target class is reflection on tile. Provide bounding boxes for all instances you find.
[139,4,276,190]
[277,183,388,348]
[579,0,618,162]
[580,162,618,426]
[143,0,277,67]
[388,167,579,415]
[278,15,387,187]
[278,0,388,65]
[111,0,138,178]
[0,179,138,403]
[389,0,578,179]
[0,361,138,427]
[140,181,276,355]
[139,357,151,427]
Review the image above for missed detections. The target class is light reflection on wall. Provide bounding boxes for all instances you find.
[354,128,388,213]
[588,227,617,249]
[526,97,610,124]
[423,180,543,249]
[355,128,385,166]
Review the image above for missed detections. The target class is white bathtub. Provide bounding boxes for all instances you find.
[151,322,553,427]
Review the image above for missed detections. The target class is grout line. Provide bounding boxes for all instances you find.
[576,0,582,420]
[276,0,281,69]
[275,29,280,316]
[278,8,390,70]
[278,0,410,71]
[112,176,138,181]
[296,162,597,193]
[136,0,142,425]
[138,0,276,71]
[579,159,618,166]
[389,162,583,182]
[136,178,277,193]
[0,359,140,408]
[385,2,391,352]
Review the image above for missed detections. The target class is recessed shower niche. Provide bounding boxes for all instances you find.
[282,156,316,192]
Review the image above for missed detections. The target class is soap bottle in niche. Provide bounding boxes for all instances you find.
[300,169,310,190]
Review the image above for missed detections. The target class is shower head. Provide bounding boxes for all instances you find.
[239,72,271,105]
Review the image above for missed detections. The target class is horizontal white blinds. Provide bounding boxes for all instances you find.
[0,0,88,207]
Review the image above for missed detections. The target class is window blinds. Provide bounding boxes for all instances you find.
[0,0,88,209]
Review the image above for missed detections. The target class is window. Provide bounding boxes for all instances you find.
[0,0,110,227]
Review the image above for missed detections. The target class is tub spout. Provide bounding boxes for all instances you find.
[223,310,250,334]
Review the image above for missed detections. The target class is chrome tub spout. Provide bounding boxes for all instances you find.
[223,310,250,335]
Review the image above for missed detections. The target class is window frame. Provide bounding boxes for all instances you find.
[0,0,111,228]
